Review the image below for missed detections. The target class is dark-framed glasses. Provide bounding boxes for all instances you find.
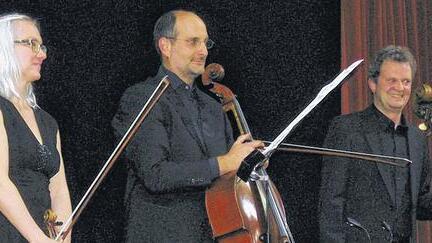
[14,38,47,55]
[166,37,215,50]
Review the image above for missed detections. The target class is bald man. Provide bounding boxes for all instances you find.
[112,10,262,242]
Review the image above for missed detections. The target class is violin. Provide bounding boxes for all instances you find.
[203,63,294,243]
[44,209,62,239]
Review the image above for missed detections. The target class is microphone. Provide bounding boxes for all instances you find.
[346,217,371,243]
[381,220,393,243]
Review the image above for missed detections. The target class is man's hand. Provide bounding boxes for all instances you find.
[217,134,264,175]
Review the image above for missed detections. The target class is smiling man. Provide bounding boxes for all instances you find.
[112,10,262,242]
[319,46,432,243]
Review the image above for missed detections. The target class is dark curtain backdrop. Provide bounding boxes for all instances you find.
[341,0,432,242]
[2,1,340,242]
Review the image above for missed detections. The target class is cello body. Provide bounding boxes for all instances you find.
[206,172,288,243]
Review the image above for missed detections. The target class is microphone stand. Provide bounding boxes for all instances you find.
[54,76,171,241]
[345,218,395,242]
[251,167,295,243]
[346,217,371,243]
[381,221,394,243]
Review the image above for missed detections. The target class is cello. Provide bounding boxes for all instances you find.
[203,63,294,243]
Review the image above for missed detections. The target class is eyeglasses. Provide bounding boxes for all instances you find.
[14,38,47,55]
[166,37,215,50]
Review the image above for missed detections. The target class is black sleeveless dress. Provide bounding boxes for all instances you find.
[0,97,60,242]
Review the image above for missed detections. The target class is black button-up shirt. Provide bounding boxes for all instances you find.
[371,105,411,241]
[160,66,220,177]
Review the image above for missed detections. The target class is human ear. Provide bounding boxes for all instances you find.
[368,78,377,94]
[159,37,171,57]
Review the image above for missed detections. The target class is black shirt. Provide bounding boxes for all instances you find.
[159,65,220,179]
[371,105,411,241]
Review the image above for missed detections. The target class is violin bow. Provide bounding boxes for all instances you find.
[263,141,412,167]
[54,76,171,241]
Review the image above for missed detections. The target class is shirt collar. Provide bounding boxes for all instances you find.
[370,104,408,132]
[157,65,196,91]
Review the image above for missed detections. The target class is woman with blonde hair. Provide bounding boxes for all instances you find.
[0,13,71,243]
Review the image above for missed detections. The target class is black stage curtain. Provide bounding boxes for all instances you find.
[1,1,340,242]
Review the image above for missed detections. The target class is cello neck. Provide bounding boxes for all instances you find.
[231,97,252,137]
